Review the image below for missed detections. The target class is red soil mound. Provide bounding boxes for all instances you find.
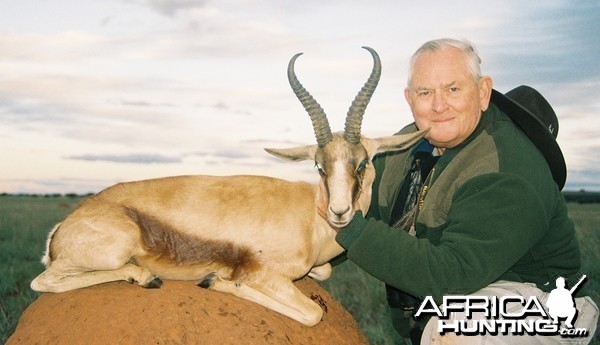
[8,278,367,344]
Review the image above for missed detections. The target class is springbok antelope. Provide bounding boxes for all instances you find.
[31,47,426,326]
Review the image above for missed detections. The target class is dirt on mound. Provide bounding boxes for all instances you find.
[7,278,368,345]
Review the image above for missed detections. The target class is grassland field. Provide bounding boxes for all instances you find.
[0,195,598,344]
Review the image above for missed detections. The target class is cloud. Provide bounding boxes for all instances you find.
[0,31,110,62]
[241,138,305,146]
[141,0,208,17]
[120,0,295,58]
[110,99,176,108]
[66,153,182,164]
[212,150,251,159]
[483,2,600,87]
[194,101,253,116]
[565,169,600,191]
[1,0,598,194]
[64,148,262,166]
[185,147,262,161]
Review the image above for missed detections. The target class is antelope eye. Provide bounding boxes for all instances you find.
[356,159,368,173]
[315,162,326,176]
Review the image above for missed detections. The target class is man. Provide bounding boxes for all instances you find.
[547,276,585,328]
[334,39,598,344]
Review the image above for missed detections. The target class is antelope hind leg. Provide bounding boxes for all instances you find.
[31,260,160,293]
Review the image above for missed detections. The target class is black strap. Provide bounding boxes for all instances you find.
[389,151,438,229]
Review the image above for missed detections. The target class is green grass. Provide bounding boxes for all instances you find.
[0,196,598,344]
[570,204,600,345]
[318,260,407,344]
[0,195,84,342]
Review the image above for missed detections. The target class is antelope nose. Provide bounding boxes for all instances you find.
[330,206,351,217]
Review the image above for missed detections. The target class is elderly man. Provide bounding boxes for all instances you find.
[334,39,598,344]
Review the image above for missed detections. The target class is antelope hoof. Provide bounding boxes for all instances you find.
[198,272,218,289]
[143,276,163,289]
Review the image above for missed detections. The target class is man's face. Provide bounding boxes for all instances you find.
[404,47,492,149]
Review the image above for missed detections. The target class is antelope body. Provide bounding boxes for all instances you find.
[31,47,425,326]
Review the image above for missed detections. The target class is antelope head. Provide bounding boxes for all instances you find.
[266,47,426,227]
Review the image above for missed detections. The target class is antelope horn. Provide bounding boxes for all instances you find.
[343,46,381,144]
[288,53,333,148]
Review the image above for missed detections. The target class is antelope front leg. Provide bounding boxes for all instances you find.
[199,273,324,327]
[307,263,332,281]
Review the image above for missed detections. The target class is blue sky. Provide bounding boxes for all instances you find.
[1,0,599,194]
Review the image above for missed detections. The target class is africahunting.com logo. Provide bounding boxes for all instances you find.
[415,275,592,339]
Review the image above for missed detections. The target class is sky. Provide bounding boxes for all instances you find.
[1,0,599,194]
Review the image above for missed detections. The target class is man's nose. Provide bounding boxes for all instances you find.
[432,91,448,113]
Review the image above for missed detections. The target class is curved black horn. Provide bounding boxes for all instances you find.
[343,46,381,144]
[288,52,333,148]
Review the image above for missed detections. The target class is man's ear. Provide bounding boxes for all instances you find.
[479,76,493,112]
[264,144,317,162]
[404,87,414,109]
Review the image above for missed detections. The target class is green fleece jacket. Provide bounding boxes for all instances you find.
[336,103,581,303]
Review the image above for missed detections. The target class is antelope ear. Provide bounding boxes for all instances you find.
[362,129,428,159]
[264,144,318,162]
